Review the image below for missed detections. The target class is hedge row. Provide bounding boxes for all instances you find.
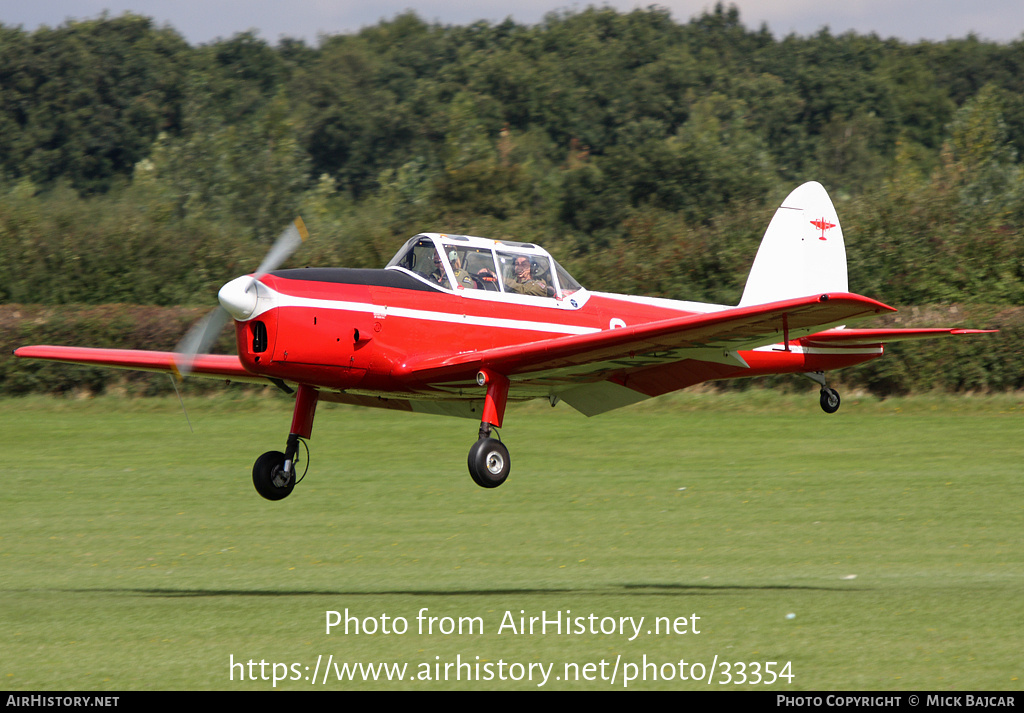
[1,304,233,396]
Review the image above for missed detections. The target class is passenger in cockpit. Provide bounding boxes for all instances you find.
[430,250,474,290]
[428,251,447,285]
[449,252,476,290]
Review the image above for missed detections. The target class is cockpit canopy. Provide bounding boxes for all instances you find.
[386,233,584,302]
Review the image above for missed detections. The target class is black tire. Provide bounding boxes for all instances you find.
[819,388,841,414]
[252,450,295,501]
[467,438,510,488]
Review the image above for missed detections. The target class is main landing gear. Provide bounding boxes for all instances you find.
[252,371,515,498]
[819,387,841,414]
[252,384,318,501]
[468,425,510,488]
[804,371,841,414]
[468,369,512,488]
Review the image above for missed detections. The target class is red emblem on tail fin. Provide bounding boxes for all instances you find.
[810,217,836,240]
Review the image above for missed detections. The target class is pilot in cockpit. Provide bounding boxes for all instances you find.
[504,256,550,297]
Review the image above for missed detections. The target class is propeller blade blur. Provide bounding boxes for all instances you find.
[253,217,308,280]
[173,307,229,379]
[173,217,306,379]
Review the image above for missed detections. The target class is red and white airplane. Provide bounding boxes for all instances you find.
[15,182,994,499]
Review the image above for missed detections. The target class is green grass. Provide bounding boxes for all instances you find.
[1,391,1021,690]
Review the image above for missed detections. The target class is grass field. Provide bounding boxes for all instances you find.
[1,390,1021,690]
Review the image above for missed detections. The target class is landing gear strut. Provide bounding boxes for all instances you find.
[253,384,318,501]
[468,369,511,488]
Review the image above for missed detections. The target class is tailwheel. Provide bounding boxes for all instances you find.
[252,450,295,501]
[819,387,841,414]
[468,437,510,488]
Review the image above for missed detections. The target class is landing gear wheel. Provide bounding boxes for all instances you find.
[468,438,510,488]
[252,450,295,501]
[820,388,841,414]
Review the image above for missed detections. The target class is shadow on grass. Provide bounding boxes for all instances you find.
[48,582,865,597]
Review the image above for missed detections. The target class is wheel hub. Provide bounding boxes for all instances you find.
[271,466,293,489]
[486,452,505,474]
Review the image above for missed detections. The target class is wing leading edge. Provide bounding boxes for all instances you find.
[12,345,266,384]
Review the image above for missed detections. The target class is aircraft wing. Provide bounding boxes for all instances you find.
[398,292,896,386]
[11,346,267,384]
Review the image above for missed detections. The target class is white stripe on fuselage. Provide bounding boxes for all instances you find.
[588,291,730,314]
[252,282,876,349]
[253,284,601,336]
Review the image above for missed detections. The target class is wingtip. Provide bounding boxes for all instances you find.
[818,292,897,314]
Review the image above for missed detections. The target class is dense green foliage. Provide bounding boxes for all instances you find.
[2,5,1022,394]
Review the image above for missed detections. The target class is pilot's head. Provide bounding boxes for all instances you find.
[513,256,532,280]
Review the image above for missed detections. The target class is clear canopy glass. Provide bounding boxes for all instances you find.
[386,234,583,300]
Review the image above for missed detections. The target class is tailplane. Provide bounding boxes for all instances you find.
[739,181,848,307]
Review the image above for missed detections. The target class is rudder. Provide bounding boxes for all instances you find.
[739,182,848,307]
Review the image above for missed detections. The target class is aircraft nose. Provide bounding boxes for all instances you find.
[218,276,260,320]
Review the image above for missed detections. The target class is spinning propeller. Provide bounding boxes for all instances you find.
[172,218,308,379]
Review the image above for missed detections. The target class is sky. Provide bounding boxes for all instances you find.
[2,0,1023,46]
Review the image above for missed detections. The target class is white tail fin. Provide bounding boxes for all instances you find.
[739,181,848,307]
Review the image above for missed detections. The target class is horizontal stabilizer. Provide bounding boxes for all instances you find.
[802,328,997,346]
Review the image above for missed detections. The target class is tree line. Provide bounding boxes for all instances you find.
[1,5,1021,394]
